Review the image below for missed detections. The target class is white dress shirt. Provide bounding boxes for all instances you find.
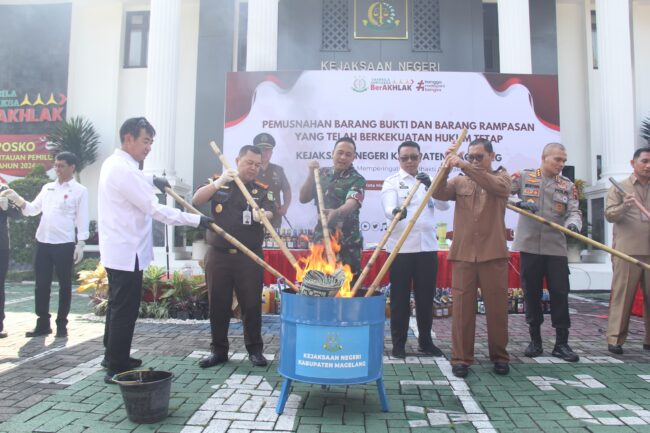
[23,178,89,244]
[98,149,201,272]
[381,169,449,253]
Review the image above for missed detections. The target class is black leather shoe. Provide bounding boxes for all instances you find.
[249,352,268,367]
[25,328,52,337]
[452,364,468,378]
[55,328,68,338]
[0,331,7,338]
[101,357,142,369]
[391,346,406,359]
[494,362,510,375]
[418,344,444,357]
[552,343,579,362]
[199,353,228,368]
[524,340,543,357]
[608,344,623,355]
[104,372,117,384]
[644,344,650,352]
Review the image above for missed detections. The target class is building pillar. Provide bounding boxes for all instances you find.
[497,0,532,73]
[144,0,182,178]
[595,0,635,181]
[246,0,278,71]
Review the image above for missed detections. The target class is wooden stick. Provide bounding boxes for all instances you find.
[209,141,300,272]
[164,186,299,292]
[350,180,422,297]
[314,168,336,264]
[366,129,468,296]
[609,177,650,221]
[507,203,650,272]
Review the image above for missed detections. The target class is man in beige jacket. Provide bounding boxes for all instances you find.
[606,146,650,355]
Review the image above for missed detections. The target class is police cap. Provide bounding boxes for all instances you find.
[253,133,275,149]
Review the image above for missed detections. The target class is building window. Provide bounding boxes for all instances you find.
[124,11,150,68]
[321,0,349,52]
[412,0,441,52]
[591,10,598,70]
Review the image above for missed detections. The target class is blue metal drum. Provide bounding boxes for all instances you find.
[276,292,388,413]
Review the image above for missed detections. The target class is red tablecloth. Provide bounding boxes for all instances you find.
[263,250,523,288]
[632,287,644,317]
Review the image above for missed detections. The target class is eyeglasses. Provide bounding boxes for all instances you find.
[465,154,485,162]
[399,154,421,162]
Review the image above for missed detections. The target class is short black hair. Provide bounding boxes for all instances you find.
[334,136,356,152]
[633,147,650,160]
[468,137,493,153]
[238,145,262,157]
[119,117,156,143]
[398,140,420,154]
[55,151,78,167]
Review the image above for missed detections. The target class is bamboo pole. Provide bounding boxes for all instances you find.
[314,168,336,264]
[366,129,468,296]
[609,177,650,221]
[210,141,300,272]
[349,180,422,297]
[164,187,299,292]
[507,203,650,272]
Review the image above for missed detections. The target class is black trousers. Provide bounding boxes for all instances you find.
[205,247,264,356]
[0,248,8,332]
[104,258,143,371]
[389,251,438,349]
[33,241,74,329]
[520,252,571,329]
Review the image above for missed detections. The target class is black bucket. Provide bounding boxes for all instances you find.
[113,370,173,424]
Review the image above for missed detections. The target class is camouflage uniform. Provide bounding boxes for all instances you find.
[256,162,288,230]
[311,166,366,275]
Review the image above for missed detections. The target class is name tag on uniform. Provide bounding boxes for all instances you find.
[242,209,252,225]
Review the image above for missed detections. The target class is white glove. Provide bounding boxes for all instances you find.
[212,169,238,190]
[73,241,85,264]
[0,196,7,211]
[0,189,25,207]
[253,209,272,223]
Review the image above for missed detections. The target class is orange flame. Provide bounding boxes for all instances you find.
[295,231,355,298]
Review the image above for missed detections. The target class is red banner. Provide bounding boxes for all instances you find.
[0,134,53,177]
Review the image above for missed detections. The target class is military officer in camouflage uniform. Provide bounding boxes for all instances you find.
[510,142,582,362]
[299,137,366,279]
[254,133,291,231]
[192,145,275,369]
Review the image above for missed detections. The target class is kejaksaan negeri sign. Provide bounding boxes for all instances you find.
[295,325,369,379]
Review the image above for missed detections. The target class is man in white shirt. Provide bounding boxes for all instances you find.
[381,141,448,359]
[1,152,88,338]
[98,117,212,383]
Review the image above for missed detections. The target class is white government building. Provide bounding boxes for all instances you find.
[1,0,649,289]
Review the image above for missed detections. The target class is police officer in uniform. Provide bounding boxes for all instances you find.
[511,142,581,362]
[192,145,275,368]
[254,133,291,231]
[299,137,366,278]
[0,185,22,338]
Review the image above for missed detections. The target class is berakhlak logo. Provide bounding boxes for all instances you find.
[352,76,368,93]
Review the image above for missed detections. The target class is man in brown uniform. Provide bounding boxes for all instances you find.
[192,145,275,368]
[254,133,291,231]
[605,146,650,355]
[432,138,511,378]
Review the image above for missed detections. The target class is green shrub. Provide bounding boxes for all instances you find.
[8,166,51,265]
[74,257,100,275]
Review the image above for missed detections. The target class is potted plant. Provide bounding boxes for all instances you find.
[46,116,100,183]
